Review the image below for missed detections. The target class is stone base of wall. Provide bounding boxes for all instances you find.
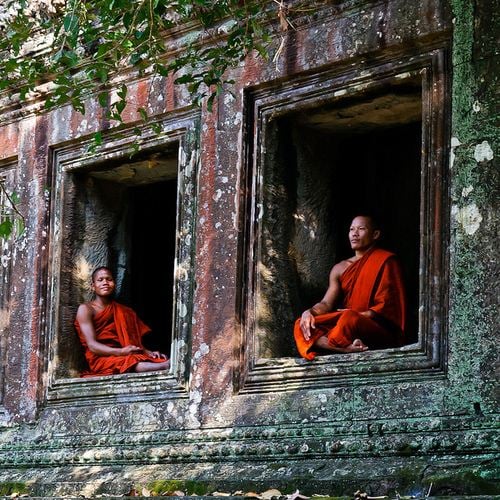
[0,455,498,498]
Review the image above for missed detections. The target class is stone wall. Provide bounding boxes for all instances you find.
[0,0,497,497]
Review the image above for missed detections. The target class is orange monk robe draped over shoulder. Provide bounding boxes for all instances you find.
[74,301,165,377]
[294,247,406,360]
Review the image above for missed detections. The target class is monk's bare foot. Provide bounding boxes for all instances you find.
[327,343,368,353]
[314,336,368,353]
[343,339,369,352]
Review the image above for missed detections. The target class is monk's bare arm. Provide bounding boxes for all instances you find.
[76,304,142,356]
[300,263,344,340]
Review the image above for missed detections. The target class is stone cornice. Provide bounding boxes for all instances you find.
[0,414,497,467]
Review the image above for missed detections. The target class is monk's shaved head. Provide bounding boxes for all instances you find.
[91,266,113,282]
[352,214,381,231]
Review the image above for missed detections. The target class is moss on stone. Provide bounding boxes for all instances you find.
[450,0,475,136]
[146,480,211,496]
[0,482,28,496]
[423,470,500,496]
[391,466,421,491]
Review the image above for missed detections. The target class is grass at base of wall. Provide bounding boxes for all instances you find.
[0,482,28,496]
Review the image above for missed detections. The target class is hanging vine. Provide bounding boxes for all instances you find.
[0,0,310,239]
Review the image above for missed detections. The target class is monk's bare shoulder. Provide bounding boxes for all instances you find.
[330,258,355,278]
[77,302,95,320]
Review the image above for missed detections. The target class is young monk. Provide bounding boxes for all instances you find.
[294,215,406,359]
[75,266,170,377]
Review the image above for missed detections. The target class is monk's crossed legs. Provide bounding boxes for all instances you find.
[316,310,394,352]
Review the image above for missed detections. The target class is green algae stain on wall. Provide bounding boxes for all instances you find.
[0,482,28,496]
[447,0,499,414]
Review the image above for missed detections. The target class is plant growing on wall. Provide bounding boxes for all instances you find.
[0,188,23,239]
[0,0,301,238]
[0,0,297,117]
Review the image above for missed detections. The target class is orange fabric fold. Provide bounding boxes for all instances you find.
[294,247,406,360]
[75,301,165,377]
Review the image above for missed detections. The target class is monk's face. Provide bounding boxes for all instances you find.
[349,216,380,251]
[92,269,115,297]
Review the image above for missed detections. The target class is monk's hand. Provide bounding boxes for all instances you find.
[120,345,142,355]
[300,309,316,341]
[360,310,375,319]
[145,349,167,360]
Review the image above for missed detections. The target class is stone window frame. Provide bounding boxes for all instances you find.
[0,157,17,421]
[236,47,450,393]
[44,108,200,406]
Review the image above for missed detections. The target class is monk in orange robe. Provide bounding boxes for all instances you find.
[294,215,406,360]
[75,266,170,377]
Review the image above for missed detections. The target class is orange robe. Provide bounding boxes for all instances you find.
[75,301,165,377]
[294,247,406,360]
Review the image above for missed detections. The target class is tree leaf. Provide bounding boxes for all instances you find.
[115,99,126,115]
[15,217,25,237]
[63,14,77,33]
[0,219,13,239]
[174,74,195,84]
[206,92,216,112]
[151,122,162,134]
[98,92,108,107]
[0,0,274,130]
[117,84,128,100]
[93,131,103,146]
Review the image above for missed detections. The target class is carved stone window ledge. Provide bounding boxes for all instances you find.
[47,372,187,406]
[241,342,444,394]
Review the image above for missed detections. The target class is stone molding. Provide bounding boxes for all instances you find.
[0,157,18,423]
[46,372,188,406]
[237,46,451,393]
[43,107,200,406]
[0,415,497,467]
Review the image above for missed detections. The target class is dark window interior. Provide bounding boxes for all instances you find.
[259,81,422,358]
[129,179,177,354]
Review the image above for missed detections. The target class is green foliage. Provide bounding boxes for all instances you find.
[423,470,500,496]
[0,183,25,241]
[0,0,292,240]
[0,0,275,121]
[0,481,28,495]
[0,1,310,239]
[146,479,210,496]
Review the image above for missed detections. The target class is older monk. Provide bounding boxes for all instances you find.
[75,266,170,377]
[294,215,406,359]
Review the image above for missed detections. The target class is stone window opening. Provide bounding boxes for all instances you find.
[44,112,199,403]
[238,52,449,391]
[258,79,422,359]
[57,146,180,380]
[42,108,200,406]
[43,112,200,406]
[0,162,17,406]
